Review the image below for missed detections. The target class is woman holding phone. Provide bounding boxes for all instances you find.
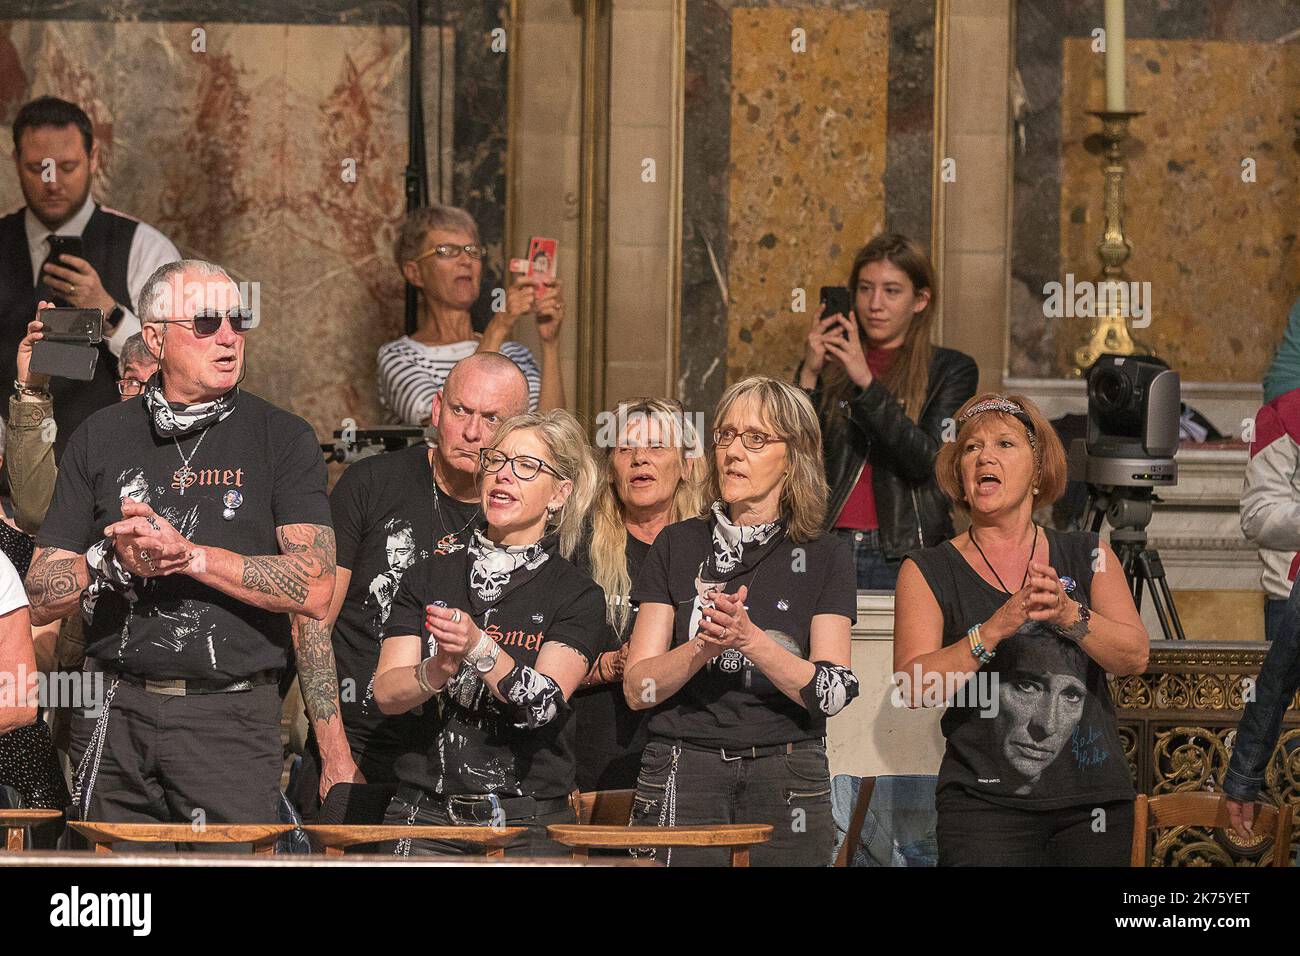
[373,410,608,856]
[797,233,978,590]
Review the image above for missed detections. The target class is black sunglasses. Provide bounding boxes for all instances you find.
[152,308,257,337]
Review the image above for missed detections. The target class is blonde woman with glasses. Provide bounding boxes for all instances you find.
[571,398,706,791]
[374,410,608,856]
[624,377,859,866]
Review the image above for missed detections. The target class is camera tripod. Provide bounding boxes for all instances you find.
[1084,487,1186,641]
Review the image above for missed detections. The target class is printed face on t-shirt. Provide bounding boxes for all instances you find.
[992,633,1088,793]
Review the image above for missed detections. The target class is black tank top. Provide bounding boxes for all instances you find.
[905,527,1135,810]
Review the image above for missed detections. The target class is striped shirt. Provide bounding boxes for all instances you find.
[377,336,541,425]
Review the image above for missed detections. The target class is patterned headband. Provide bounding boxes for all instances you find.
[957,398,1037,449]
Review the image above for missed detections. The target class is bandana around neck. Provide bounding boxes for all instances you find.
[705,499,787,583]
[465,524,559,614]
[143,373,238,438]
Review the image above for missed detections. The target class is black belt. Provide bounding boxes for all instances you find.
[104,667,280,697]
[659,737,826,761]
[396,783,573,824]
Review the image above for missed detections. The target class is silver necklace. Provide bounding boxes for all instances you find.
[172,429,209,496]
[429,448,480,550]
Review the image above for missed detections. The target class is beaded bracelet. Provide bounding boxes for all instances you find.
[966,624,995,665]
[413,657,435,695]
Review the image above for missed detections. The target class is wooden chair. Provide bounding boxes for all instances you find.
[573,789,636,826]
[67,821,294,855]
[0,809,63,851]
[834,776,876,867]
[1131,792,1295,867]
[548,823,772,866]
[303,824,528,857]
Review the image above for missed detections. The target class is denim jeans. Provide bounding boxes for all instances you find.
[830,774,937,866]
[630,739,834,866]
[1265,598,1289,643]
[833,528,901,590]
[1225,579,1300,802]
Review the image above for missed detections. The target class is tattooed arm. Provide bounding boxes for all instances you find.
[25,547,91,627]
[292,566,364,799]
[185,523,337,620]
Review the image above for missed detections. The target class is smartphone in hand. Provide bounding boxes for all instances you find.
[819,285,850,321]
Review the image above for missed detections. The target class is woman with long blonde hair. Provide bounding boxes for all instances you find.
[374,409,609,856]
[572,398,706,790]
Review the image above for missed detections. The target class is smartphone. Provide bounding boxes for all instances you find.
[46,235,84,265]
[526,236,558,282]
[37,307,103,345]
[819,286,851,321]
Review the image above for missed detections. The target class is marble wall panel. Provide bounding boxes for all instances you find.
[726,7,889,385]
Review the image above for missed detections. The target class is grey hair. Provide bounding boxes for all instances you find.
[395,204,480,267]
[117,332,156,377]
[137,259,236,324]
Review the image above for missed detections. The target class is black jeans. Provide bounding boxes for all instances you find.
[630,739,834,866]
[68,679,283,849]
[936,787,1133,866]
[381,785,577,858]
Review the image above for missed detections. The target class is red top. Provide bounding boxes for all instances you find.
[833,347,901,530]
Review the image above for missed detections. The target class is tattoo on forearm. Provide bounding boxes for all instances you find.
[293,615,341,723]
[26,547,84,607]
[239,524,336,608]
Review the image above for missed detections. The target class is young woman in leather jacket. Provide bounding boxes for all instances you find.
[797,233,978,589]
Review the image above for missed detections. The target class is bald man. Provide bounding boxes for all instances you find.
[291,352,530,817]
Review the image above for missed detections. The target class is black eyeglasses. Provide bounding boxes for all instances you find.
[152,309,256,337]
[414,243,487,262]
[713,428,785,452]
[479,448,566,481]
[117,378,148,397]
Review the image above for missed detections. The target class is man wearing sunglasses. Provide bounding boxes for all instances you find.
[377,204,566,428]
[26,259,336,835]
[290,351,530,820]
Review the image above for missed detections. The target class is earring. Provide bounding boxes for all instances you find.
[1032,486,1040,496]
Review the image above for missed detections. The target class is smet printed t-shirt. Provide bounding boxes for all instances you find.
[37,391,331,681]
[382,540,608,798]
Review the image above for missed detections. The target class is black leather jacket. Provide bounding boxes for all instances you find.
[802,346,979,559]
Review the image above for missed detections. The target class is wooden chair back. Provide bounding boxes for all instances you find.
[67,821,293,855]
[573,789,636,826]
[303,824,528,857]
[547,823,772,866]
[0,809,63,851]
[1131,792,1295,867]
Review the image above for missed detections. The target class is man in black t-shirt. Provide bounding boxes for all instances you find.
[26,260,335,830]
[291,352,530,816]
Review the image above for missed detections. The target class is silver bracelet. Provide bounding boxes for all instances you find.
[413,658,435,695]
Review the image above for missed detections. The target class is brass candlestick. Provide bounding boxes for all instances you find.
[1072,109,1150,375]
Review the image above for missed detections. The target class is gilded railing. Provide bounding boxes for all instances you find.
[1112,641,1300,866]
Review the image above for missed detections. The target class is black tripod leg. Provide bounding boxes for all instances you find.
[1136,550,1184,641]
[1153,571,1187,640]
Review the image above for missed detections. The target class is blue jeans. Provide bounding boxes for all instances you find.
[1225,579,1300,802]
[834,528,900,590]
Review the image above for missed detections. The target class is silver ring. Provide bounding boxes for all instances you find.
[451,609,462,624]
[68,284,76,295]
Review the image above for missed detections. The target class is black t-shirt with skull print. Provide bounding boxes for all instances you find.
[382,541,609,799]
[330,442,481,768]
[630,516,858,749]
[37,390,332,681]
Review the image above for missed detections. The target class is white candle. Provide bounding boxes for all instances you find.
[1104,0,1126,111]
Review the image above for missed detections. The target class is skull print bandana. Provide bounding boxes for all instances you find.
[142,371,238,437]
[705,499,788,583]
[465,523,559,615]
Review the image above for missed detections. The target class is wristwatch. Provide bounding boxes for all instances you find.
[106,304,124,330]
